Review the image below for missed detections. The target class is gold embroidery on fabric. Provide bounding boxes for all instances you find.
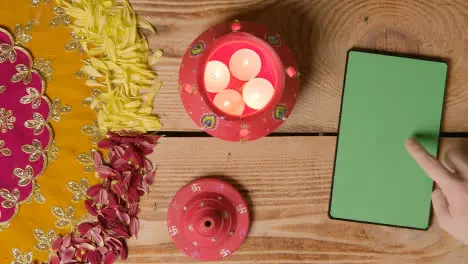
[76,69,86,79]
[14,165,34,186]
[0,42,17,63]
[33,58,54,80]
[0,85,5,94]
[52,205,76,229]
[12,64,33,85]
[30,181,46,204]
[0,222,10,231]
[67,177,89,202]
[32,0,51,7]
[0,140,12,156]
[21,139,44,162]
[33,229,57,251]
[77,149,96,172]
[65,40,79,51]
[0,188,20,209]
[24,112,47,135]
[51,7,72,26]
[0,29,55,237]
[20,88,42,109]
[81,121,104,146]
[75,65,97,81]
[51,98,72,122]
[45,140,59,162]
[82,88,102,110]
[11,248,33,264]
[65,33,84,52]
[15,21,34,46]
[0,108,16,133]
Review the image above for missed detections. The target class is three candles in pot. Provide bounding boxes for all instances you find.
[204,48,274,116]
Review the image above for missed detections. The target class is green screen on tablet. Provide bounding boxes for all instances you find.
[329,51,448,229]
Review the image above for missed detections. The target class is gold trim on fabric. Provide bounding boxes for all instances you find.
[15,21,34,46]
[33,229,57,252]
[0,180,43,228]
[21,139,44,162]
[13,165,35,187]
[77,149,96,172]
[12,64,32,85]
[32,0,51,7]
[82,88,102,111]
[0,189,20,209]
[0,42,17,63]
[20,88,42,109]
[51,205,76,229]
[11,248,33,264]
[30,181,46,204]
[0,108,16,133]
[45,140,59,163]
[24,112,48,135]
[51,7,71,26]
[65,32,84,52]
[67,177,89,202]
[0,222,10,231]
[0,140,12,156]
[33,58,54,80]
[0,27,16,60]
[81,121,104,146]
[50,98,71,122]
[75,69,85,79]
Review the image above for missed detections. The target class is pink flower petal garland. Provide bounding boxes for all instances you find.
[49,133,160,264]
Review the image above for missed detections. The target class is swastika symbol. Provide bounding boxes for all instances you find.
[220,248,231,258]
[191,183,201,192]
[168,226,179,237]
[237,204,247,214]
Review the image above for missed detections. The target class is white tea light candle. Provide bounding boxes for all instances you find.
[229,49,262,81]
[179,21,299,142]
[204,61,231,93]
[242,78,274,110]
[213,89,246,116]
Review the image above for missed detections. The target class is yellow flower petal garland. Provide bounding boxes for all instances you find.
[56,0,162,133]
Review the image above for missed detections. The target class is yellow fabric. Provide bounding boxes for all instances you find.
[0,1,100,262]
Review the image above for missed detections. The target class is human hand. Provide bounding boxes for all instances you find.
[405,138,468,244]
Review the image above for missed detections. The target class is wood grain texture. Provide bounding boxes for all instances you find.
[137,0,468,133]
[124,137,468,263]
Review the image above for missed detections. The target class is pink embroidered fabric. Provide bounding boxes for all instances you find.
[0,27,52,223]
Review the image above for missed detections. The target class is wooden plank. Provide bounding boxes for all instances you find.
[125,137,468,263]
[137,0,468,133]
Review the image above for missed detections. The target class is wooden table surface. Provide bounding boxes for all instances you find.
[126,0,468,263]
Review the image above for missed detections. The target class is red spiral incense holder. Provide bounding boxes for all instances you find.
[167,178,250,261]
[179,20,299,142]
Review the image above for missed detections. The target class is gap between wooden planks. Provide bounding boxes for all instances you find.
[132,0,468,133]
[124,137,468,264]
